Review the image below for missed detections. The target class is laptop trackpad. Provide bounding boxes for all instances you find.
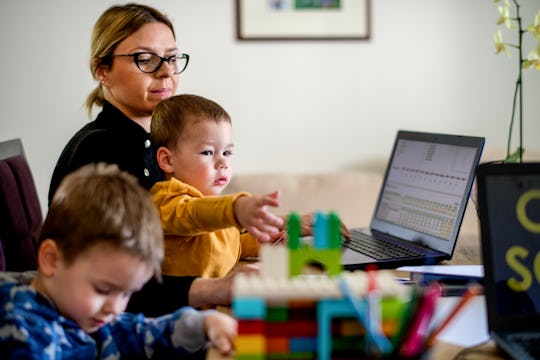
[341,247,374,265]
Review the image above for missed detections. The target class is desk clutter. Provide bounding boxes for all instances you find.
[231,211,480,360]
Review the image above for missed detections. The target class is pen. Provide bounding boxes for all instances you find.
[437,283,484,297]
[424,282,483,348]
[399,279,484,297]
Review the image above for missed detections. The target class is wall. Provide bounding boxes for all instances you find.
[1,0,539,214]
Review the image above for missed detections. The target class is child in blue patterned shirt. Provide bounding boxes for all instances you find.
[0,163,236,359]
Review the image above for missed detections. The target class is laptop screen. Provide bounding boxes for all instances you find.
[370,131,484,254]
[478,162,540,331]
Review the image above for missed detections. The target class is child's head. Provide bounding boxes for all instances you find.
[151,94,233,196]
[34,163,163,333]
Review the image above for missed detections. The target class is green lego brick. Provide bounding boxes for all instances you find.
[234,355,265,360]
[287,212,301,250]
[289,247,342,277]
[266,306,288,322]
[327,211,341,249]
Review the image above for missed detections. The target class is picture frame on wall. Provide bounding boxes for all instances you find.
[236,0,370,41]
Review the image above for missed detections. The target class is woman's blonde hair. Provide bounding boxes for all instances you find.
[40,163,164,279]
[85,3,175,117]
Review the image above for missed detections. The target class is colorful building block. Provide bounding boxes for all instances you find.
[232,211,410,360]
[233,297,266,319]
[235,334,266,353]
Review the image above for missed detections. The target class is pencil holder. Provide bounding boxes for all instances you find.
[231,211,433,360]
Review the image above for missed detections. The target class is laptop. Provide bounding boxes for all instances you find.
[339,130,485,270]
[476,162,540,360]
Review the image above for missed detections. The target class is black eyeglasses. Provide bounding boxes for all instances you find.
[111,52,190,74]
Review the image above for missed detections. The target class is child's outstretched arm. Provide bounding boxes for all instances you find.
[110,307,237,357]
[233,190,284,242]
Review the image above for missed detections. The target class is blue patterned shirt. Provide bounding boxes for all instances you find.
[0,272,213,359]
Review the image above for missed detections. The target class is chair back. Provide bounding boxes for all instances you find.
[0,138,42,271]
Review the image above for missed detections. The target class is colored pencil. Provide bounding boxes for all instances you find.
[424,282,483,348]
[399,282,441,358]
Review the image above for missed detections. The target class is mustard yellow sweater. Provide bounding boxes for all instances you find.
[150,177,259,278]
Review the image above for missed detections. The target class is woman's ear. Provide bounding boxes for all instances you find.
[95,65,109,87]
[38,239,62,277]
[156,146,175,174]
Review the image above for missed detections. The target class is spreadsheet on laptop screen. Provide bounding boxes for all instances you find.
[374,139,478,241]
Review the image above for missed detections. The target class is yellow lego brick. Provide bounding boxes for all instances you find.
[234,334,266,354]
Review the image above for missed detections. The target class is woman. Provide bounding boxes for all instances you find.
[49,3,258,316]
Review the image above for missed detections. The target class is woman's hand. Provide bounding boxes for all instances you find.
[188,263,260,308]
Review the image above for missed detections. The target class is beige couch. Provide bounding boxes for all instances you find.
[227,171,483,266]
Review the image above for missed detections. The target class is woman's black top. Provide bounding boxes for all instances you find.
[49,101,163,201]
[48,101,195,316]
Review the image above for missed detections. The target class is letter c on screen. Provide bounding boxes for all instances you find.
[516,189,540,234]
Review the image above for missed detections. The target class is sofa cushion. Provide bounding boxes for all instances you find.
[227,171,383,228]
[227,171,482,265]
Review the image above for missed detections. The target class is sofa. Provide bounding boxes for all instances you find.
[227,149,540,267]
[227,170,482,266]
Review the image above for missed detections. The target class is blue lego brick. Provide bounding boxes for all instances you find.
[233,297,266,319]
[289,337,317,352]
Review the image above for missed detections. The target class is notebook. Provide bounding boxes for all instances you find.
[339,130,484,270]
[476,162,540,360]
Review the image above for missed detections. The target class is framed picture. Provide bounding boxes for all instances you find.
[236,0,370,41]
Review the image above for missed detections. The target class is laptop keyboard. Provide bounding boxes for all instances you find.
[508,333,540,359]
[343,230,423,260]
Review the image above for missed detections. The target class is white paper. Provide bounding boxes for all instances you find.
[397,265,484,279]
[429,296,490,346]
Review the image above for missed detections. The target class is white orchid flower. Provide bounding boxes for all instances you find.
[494,29,511,57]
[522,50,540,70]
[497,5,515,29]
[526,12,540,41]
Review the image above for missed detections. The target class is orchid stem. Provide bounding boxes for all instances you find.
[506,0,524,163]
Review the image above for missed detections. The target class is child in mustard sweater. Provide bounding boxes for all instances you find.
[150,94,287,278]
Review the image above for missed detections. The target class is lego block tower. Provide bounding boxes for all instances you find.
[232,211,409,360]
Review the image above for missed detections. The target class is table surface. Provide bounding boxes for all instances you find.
[207,260,508,360]
[205,292,508,360]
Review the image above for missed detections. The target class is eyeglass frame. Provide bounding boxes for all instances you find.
[110,52,190,74]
